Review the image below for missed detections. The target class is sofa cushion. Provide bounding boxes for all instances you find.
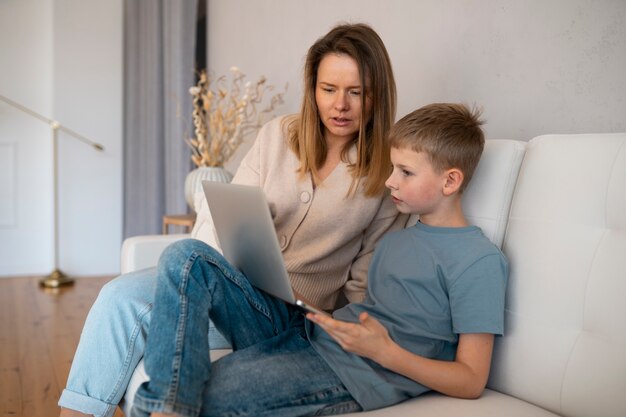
[407,139,527,249]
[343,389,559,416]
[464,139,527,248]
[491,133,626,417]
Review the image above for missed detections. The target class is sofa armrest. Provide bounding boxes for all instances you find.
[120,233,190,273]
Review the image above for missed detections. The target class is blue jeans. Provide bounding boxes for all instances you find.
[131,239,361,417]
[59,267,230,417]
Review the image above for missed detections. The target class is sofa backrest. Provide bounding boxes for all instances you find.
[489,133,626,417]
[463,139,527,248]
[407,139,527,248]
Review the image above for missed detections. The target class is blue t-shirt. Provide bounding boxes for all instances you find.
[307,221,508,410]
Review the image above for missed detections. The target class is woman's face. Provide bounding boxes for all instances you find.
[315,53,372,146]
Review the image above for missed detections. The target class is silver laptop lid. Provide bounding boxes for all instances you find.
[201,181,296,304]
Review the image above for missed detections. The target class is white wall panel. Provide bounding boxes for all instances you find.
[0,0,54,276]
[0,0,122,277]
[52,0,123,275]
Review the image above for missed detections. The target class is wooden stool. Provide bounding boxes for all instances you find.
[162,214,196,234]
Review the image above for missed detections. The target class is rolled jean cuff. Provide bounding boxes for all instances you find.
[58,388,117,417]
[131,393,200,417]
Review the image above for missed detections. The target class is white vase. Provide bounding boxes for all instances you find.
[184,166,233,212]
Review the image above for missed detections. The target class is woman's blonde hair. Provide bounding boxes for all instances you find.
[285,23,396,197]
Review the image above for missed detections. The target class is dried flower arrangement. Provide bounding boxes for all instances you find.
[187,67,286,167]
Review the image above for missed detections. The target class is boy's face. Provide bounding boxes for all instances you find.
[385,147,448,217]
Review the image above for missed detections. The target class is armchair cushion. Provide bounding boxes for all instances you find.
[121,234,190,274]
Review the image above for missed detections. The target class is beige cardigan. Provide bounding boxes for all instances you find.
[192,116,406,310]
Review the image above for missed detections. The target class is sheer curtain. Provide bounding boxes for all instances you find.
[123,0,198,238]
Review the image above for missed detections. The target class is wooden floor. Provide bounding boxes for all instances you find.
[0,275,125,417]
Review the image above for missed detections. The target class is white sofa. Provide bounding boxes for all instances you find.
[120,133,626,417]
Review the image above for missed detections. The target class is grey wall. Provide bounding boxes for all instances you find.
[206,0,626,173]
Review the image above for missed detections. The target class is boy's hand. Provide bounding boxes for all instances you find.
[306,311,394,362]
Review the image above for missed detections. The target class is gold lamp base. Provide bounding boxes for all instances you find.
[39,268,75,288]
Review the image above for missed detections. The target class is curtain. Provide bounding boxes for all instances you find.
[123,0,198,238]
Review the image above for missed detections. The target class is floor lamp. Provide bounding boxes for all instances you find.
[0,94,105,288]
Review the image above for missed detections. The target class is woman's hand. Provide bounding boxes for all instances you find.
[306,311,394,362]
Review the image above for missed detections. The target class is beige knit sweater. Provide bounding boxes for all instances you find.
[192,116,406,310]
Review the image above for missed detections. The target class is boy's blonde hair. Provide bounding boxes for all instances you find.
[286,23,397,197]
[389,103,485,192]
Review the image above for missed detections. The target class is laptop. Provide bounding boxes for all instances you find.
[202,180,330,317]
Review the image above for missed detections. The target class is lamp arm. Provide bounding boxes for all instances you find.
[0,93,105,152]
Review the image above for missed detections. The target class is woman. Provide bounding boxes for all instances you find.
[60,22,405,417]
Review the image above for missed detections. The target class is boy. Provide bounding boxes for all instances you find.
[307,102,508,409]
[133,103,507,417]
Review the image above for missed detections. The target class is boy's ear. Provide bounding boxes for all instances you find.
[442,168,464,196]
